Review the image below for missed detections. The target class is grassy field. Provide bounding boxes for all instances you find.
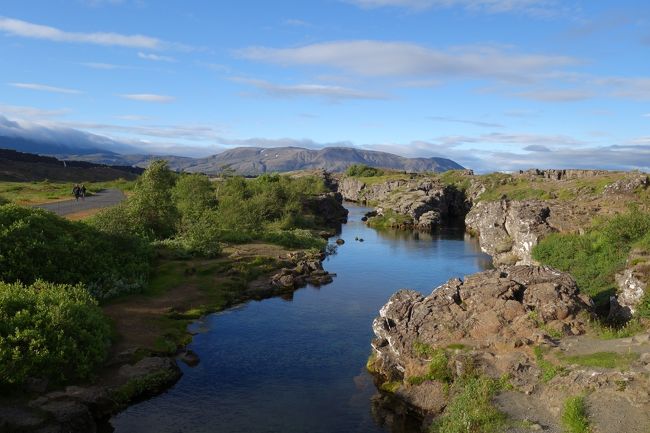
[0,179,135,205]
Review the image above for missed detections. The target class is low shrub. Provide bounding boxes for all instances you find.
[0,204,151,298]
[345,164,384,177]
[0,280,111,387]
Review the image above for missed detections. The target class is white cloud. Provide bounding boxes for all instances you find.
[114,115,152,121]
[119,93,175,103]
[0,16,162,49]
[0,114,139,154]
[137,52,176,62]
[515,88,593,101]
[81,62,131,70]
[345,0,559,15]
[239,41,577,83]
[595,77,650,101]
[0,103,70,119]
[436,132,585,147]
[232,77,387,101]
[283,19,311,27]
[8,82,82,94]
[428,116,503,128]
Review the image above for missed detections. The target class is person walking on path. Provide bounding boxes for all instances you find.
[80,184,87,201]
[72,184,81,201]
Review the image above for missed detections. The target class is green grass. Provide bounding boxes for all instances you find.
[474,173,628,203]
[588,317,647,339]
[534,346,565,383]
[380,381,401,393]
[111,368,179,406]
[446,343,468,351]
[561,395,591,433]
[367,209,414,229]
[437,170,471,192]
[408,342,453,385]
[560,351,639,370]
[533,208,650,306]
[0,179,135,204]
[429,375,508,433]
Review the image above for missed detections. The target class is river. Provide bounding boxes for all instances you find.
[110,203,491,433]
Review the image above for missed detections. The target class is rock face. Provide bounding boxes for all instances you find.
[302,191,349,225]
[609,250,650,321]
[1,357,181,433]
[465,200,556,266]
[517,169,611,180]
[338,177,468,230]
[604,173,650,195]
[370,266,592,387]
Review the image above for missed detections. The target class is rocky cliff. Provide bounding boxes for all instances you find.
[369,267,650,432]
[342,170,650,318]
[371,267,592,385]
[338,177,468,230]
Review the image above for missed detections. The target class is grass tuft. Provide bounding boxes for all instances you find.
[560,351,639,370]
[561,395,591,433]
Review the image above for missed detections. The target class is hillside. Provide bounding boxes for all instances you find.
[0,148,143,182]
[163,146,463,175]
[55,146,464,175]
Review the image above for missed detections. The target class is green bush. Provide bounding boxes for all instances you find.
[345,164,384,177]
[0,280,111,387]
[0,204,151,298]
[260,229,326,250]
[93,168,331,254]
[533,209,650,304]
[91,160,178,241]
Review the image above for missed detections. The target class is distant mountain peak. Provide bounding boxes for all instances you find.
[167,146,464,175]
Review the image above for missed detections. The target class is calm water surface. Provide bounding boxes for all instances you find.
[110,204,491,433]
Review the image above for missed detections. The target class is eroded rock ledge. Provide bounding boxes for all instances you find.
[369,266,650,432]
[371,266,592,385]
[338,177,468,230]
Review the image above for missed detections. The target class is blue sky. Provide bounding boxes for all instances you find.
[0,0,649,171]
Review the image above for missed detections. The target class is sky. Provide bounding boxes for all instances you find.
[0,0,649,172]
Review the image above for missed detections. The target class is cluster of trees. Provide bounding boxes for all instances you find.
[92,162,329,254]
[345,164,384,177]
[0,161,331,387]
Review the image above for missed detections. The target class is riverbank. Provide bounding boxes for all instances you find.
[0,168,349,432]
[109,203,491,433]
[352,169,650,432]
[0,240,340,433]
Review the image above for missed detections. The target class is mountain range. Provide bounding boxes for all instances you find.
[0,135,464,175]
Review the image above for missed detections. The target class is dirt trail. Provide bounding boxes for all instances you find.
[35,188,125,216]
[499,331,650,433]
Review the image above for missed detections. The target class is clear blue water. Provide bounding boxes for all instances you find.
[110,204,491,433]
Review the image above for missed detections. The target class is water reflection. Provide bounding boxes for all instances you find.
[110,203,491,433]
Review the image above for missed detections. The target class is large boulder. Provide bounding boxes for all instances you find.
[371,266,593,383]
[465,200,556,266]
[609,250,650,321]
[301,192,348,225]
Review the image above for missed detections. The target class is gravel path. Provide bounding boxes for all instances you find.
[35,188,125,216]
